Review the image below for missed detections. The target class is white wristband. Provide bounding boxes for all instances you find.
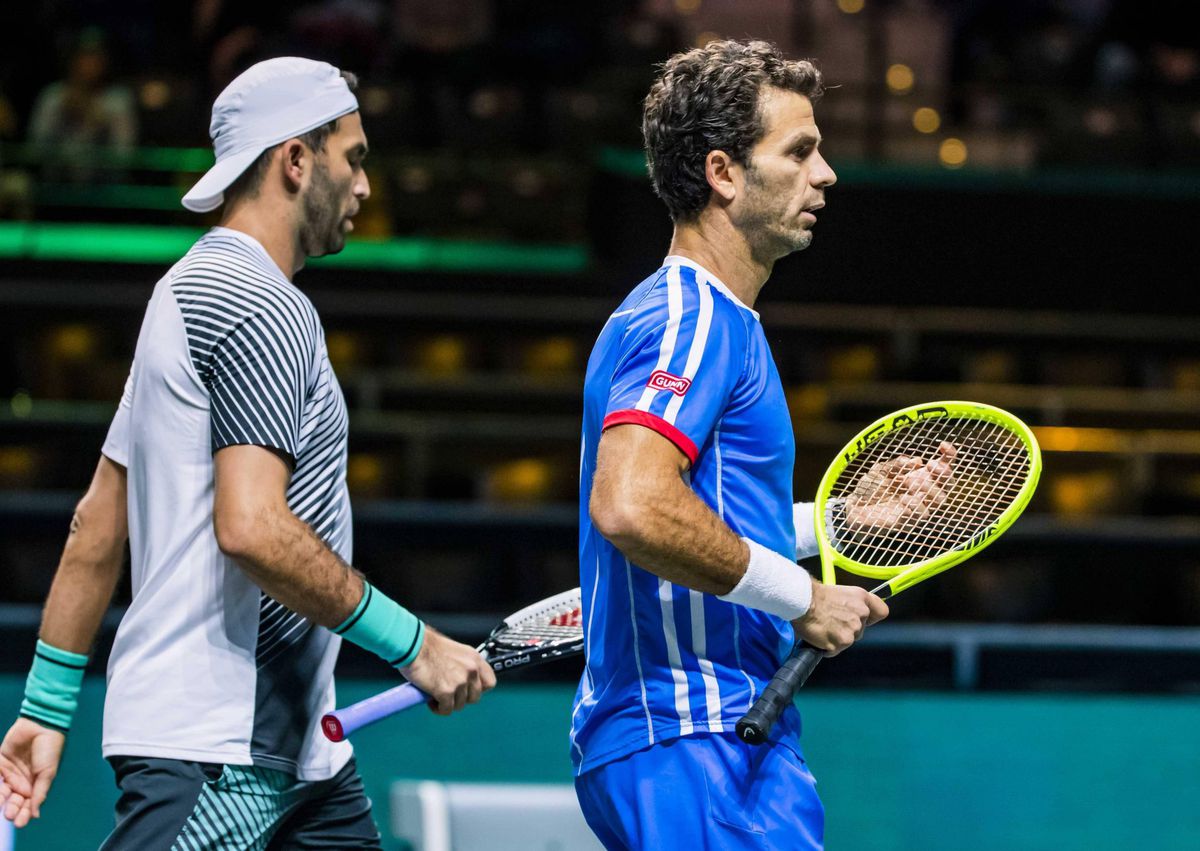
[793,502,819,560]
[719,538,813,620]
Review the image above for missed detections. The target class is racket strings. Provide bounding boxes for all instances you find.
[828,416,1030,567]
[493,618,583,650]
[836,430,1028,564]
[865,421,1027,565]
[839,446,1026,564]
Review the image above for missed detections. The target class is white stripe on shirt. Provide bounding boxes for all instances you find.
[716,420,758,707]
[628,560,656,745]
[658,579,694,736]
[689,590,725,732]
[663,276,714,425]
[569,558,603,760]
[635,264,684,412]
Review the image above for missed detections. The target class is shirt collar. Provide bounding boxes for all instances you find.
[663,254,760,321]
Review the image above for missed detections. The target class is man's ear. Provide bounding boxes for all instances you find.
[705,149,739,206]
[279,139,307,193]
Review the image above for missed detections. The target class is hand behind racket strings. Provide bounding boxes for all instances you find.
[739,402,1042,744]
[844,441,956,530]
[791,441,955,656]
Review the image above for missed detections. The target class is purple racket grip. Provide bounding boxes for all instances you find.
[321,682,427,741]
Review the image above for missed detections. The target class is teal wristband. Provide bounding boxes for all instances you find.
[333,582,426,669]
[20,640,88,733]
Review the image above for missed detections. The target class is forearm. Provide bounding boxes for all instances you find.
[212,444,425,669]
[599,483,816,621]
[21,457,127,732]
[591,424,811,619]
[597,480,748,595]
[24,529,122,732]
[39,458,127,654]
[220,505,362,628]
[39,538,123,655]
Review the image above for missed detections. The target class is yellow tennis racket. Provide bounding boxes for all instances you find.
[736,401,1042,744]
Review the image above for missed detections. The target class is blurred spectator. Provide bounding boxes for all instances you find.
[393,0,493,56]
[0,91,16,140]
[27,28,138,182]
[1091,0,1199,165]
[389,0,496,147]
[1092,0,1197,90]
[0,86,33,218]
[290,1,390,72]
[946,0,1106,129]
[192,0,298,93]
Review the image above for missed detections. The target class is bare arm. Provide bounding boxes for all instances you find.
[212,444,495,713]
[589,424,748,594]
[212,445,361,626]
[1,454,128,827]
[589,424,887,653]
[40,455,128,652]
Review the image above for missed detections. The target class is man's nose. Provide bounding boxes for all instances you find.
[812,150,836,189]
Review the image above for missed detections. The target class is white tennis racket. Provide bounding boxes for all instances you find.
[322,588,583,741]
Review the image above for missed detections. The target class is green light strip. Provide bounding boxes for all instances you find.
[0,143,213,173]
[35,184,187,212]
[0,222,589,274]
[308,238,588,274]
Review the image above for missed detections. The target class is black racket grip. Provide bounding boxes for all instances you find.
[736,643,824,746]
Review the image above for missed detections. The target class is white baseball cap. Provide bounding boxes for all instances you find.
[182,57,359,213]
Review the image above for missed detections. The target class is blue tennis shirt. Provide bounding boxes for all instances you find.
[571,256,806,775]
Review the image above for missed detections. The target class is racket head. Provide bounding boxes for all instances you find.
[814,401,1042,591]
[480,587,584,672]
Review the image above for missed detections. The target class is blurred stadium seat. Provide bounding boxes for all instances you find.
[390,781,601,851]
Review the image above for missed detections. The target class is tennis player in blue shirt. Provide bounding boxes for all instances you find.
[571,40,891,849]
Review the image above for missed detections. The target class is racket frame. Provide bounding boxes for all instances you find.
[320,588,583,741]
[479,587,585,672]
[735,401,1042,745]
[814,400,1042,592]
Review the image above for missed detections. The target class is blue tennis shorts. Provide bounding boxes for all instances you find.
[574,733,824,850]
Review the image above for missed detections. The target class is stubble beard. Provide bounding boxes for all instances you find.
[298,163,348,258]
[741,167,814,261]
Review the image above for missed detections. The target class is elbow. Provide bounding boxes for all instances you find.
[589,489,648,550]
[72,493,127,562]
[213,508,262,563]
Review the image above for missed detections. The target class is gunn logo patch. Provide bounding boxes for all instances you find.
[648,370,692,396]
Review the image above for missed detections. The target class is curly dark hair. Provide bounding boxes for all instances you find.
[643,40,824,222]
[223,70,359,208]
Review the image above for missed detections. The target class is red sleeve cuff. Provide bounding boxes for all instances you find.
[602,410,699,464]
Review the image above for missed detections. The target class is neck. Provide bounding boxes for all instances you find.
[218,200,304,280]
[666,210,773,308]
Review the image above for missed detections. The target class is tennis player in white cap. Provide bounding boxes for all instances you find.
[0,57,494,849]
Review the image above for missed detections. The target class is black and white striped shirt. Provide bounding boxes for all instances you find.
[101,227,352,780]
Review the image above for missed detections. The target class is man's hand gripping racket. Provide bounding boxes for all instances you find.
[737,401,1042,745]
[321,588,583,741]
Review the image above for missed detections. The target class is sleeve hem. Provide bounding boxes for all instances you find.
[211,440,297,468]
[602,410,699,464]
[100,446,128,468]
